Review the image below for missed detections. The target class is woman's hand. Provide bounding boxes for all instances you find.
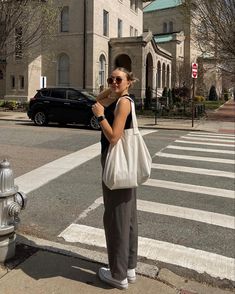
[92,102,104,117]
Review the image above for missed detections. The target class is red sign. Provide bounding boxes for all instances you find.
[192,63,198,78]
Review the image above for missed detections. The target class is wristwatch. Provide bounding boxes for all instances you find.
[97,115,106,123]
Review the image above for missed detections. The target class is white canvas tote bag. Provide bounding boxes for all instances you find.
[103,97,152,190]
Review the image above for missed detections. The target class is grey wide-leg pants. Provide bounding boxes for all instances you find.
[101,151,138,281]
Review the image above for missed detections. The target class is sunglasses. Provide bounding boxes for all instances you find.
[107,76,123,85]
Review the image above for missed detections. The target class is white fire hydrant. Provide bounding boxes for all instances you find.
[0,159,27,262]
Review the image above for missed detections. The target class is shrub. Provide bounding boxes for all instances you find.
[0,101,5,107]
[208,85,218,101]
[5,100,17,110]
[194,96,205,102]
[162,87,168,98]
[224,93,229,101]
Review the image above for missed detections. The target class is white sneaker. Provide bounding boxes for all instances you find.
[127,268,136,283]
[98,267,128,290]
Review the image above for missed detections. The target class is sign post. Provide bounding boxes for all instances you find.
[191,63,198,127]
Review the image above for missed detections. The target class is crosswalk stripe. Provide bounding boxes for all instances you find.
[175,140,235,148]
[181,136,234,143]
[58,224,235,281]
[144,179,235,199]
[151,163,235,178]
[167,145,235,154]
[75,197,234,229]
[190,132,235,138]
[188,133,235,139]
[155,151,235,164]
[137,200,235,229]
[15,143,101,193]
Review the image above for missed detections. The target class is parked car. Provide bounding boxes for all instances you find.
[27,87,100,130]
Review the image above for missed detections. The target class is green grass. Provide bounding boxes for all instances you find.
[204,100,224,110]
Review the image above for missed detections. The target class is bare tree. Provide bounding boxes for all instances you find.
[0,0,60,59]
[183,0,235,73]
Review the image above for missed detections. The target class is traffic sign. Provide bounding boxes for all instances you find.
[192,63,198,79]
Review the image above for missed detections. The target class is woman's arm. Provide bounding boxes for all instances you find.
[93,98,131,145]
[96,88,115,107]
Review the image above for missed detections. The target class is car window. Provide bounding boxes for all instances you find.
[67,90,86,101]
[35,89,50,98]
[50,89,66,99]
[80,90,96,101]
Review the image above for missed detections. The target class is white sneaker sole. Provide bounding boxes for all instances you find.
[98,268,128,290]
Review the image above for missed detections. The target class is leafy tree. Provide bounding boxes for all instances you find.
[0,0,60,59]
[183,0,235,73]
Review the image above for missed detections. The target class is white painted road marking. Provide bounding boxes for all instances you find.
[187,133,235,139]
[167,145,235,154]
[15,129,156,193]
[58,224,235,281]
[152,163,235,178]
[190,132,235,138]
[155,151,235,164]
[137,200,235,229]
[72,197,235,229]
[15,143,101,193]
[144,178,234,199]
[180,136,234,143]
[175,140,235,148]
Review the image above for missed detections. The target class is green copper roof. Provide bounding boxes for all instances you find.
[154,34,173,43]
[144,0,182,12]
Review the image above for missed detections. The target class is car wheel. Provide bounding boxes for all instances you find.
[89,115,100,130]
[33,111,48,126]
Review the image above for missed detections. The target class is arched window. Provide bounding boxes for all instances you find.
[162,63,166,88]
[58,53,69,86]
[61,6,69,32]
[169,21,173,32]
[167,65,170,88]
[99,54,106,87]
[157,61,161,88]
[163,22,167,33]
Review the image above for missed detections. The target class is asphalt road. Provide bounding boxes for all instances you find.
[0,120,234,283]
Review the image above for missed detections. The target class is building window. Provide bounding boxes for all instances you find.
[169,21,173,32]
[167,65,170,88]
[0,70,3,80]
[11,75,15,89]
[19,75,24,89]
[61,6,69,32]
[58,53,69,86]
[163,22,167,33]
[130,0,137,11]
[15,27,23,60]
[118,19,122,38]
[135,29,138,36]
[103,10,109,36]
[130,26,133,36]
[157,61,161,88]
[134,0,138,12]
[162,63,166,87]
[99,54,106,87]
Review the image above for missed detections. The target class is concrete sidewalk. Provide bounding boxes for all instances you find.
[0,238,233,294]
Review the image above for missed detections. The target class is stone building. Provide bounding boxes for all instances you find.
[143,0,222,98]
[1,0,172,103]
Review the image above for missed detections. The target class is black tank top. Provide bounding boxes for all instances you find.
[101,98,132,153]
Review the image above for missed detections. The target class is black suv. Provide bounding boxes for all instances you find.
[27,87,100,129]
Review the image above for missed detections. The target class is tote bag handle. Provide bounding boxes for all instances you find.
[116,96,139,134]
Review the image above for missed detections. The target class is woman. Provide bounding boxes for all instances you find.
[92,67,138,290]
